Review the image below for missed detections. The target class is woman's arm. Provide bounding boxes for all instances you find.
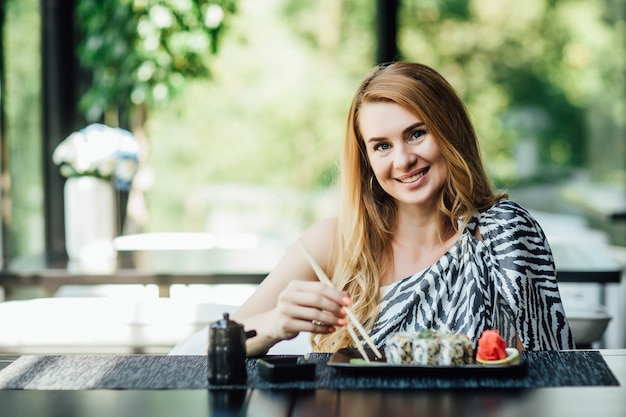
[230,218,350,356]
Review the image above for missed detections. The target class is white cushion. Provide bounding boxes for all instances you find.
[0,298,236,354]
[168,326,312,355]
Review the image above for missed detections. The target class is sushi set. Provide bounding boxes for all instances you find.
[327,329,527,377]
[327,347,526,377]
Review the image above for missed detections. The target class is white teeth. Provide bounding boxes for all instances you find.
[399,171,425,183]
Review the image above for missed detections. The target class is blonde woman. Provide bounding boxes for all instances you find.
[231,61,575,356]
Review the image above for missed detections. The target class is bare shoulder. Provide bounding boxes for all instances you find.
[302,217,337,240]
[300,217,338,270]
[231,217,339,320]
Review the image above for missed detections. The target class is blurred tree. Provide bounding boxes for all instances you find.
[143,0,377,231]
[75,0,239,232]
[143,0,624,232]
[399,0,625,185]
[76,0,238,126]
[3,0,44,259]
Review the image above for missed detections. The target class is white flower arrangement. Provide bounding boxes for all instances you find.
[53,123,141,191]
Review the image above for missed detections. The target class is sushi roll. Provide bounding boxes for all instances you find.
[384,329,474,366]
[439,333,474,365]
[384,332,416,364]
[413,329,441,365]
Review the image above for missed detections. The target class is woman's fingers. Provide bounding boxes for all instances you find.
[280,282,349,318]
[273,281,350,337]
[278,303,346,328]
[311,322,336,334]
[284,281,350,308]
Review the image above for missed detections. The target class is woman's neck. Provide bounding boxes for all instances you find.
[382,211,458,285]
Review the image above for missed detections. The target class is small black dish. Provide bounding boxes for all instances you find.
[257,355,317,382]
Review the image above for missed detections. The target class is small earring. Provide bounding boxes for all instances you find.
[369,175,376,191]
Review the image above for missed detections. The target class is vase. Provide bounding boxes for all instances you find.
[64,176,117,273]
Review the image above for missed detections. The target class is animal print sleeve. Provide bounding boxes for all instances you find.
[477,200,575,350]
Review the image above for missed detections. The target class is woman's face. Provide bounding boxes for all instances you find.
[359,101,448,209]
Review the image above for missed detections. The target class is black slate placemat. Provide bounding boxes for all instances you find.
[0,355,208,390]
[0,351,619,390]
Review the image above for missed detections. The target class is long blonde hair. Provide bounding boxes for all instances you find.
[313,62,507,352]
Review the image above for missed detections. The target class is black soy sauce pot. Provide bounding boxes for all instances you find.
[208,313,257,385]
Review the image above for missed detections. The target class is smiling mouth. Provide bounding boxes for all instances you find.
[398,167,429,183]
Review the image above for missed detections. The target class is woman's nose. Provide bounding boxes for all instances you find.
[393,146,417,169]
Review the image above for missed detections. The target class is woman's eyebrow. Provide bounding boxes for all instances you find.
[403,122,425,136]
[365,122,426,144]
[366,136,386,144]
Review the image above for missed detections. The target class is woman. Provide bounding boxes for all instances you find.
[231,61,575,356]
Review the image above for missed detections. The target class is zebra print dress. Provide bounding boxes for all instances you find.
[369,199,575,351]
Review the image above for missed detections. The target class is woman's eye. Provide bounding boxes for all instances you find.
[373,143,391,151]
[409,129,427,141]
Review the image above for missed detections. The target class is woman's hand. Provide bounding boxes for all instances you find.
[229,218,342,356]
[271,280,350,341]
[233,279,351,357]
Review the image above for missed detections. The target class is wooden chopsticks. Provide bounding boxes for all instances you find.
[297,239,383,361]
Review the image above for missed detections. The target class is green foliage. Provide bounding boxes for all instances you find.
[144,0,376,231]
[4,0,45,258]
[76,0,238,121]
[143,0,624,232]
[400,0,625,184]
[280,0,376,71]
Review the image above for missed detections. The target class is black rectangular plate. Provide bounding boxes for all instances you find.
[327,348,527,378]
[257,355,317,382]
